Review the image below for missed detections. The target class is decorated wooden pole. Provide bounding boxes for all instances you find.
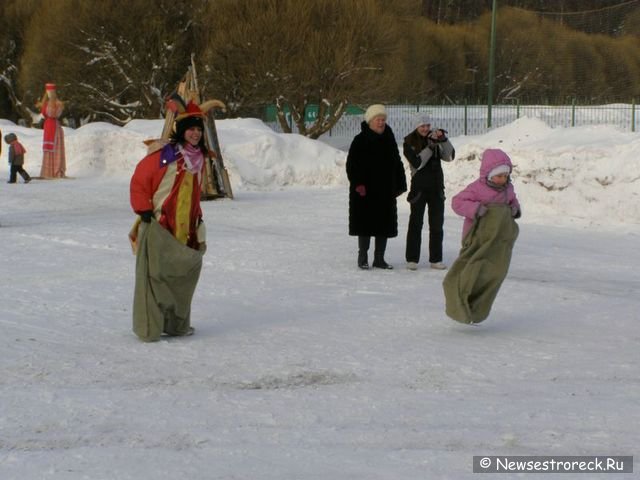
[155,58,232,200]
[189,55,233,199]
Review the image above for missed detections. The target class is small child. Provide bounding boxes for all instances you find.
[4,133,31,184]
[451,148,520,239]
[443,148,521,324]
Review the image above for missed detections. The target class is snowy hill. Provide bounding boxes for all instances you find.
[3,116,639,226]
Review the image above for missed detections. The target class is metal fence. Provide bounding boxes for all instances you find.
[266,102,638,138]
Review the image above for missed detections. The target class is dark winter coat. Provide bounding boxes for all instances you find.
[403,129,455,194]
[5,133,26,167]
[347,121,407,237]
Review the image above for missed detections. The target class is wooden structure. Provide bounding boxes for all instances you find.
[160,58,233,200]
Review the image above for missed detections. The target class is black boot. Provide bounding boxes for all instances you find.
[357,236,370,269]
[19,168,31,183]
[372,237,393,269]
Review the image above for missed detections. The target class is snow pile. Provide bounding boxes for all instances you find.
[214,119,346,188]
[446,117,640,226]
[1,117,346,188]
[2,115,639,225]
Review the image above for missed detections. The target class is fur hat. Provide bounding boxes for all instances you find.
[364,104,387,123]
[414,114,431,129]
[487,164,511,179]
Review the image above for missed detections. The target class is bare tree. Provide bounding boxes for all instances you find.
[202,0,401,138]
[0,0,40,124]
[20,0,205,124]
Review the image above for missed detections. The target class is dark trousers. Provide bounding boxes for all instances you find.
[9,165,31,183]
[358,236,387,258]
[405,189,444,263]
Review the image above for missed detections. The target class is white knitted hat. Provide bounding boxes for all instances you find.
[364,104,387,123]
[487,164,511,179]
[414,114,431,129]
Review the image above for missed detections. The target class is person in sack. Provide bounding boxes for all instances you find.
[4,133,32,184]
[129,95,218,342]
[452,148,521,240]
[346,104,407,269]
[402,114,455,271]
[442,148,521,324]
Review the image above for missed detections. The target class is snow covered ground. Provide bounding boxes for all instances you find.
[0,117,638,479]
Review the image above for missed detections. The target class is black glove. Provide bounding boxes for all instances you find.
[139,210,153,223]
[434,128,448,142]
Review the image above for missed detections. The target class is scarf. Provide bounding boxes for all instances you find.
[179,143,204,174]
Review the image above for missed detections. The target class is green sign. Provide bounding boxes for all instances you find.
[265,104,364,123]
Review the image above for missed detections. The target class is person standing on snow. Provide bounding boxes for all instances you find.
[39,83,66,179]
[402,114,454,271]
[4,133,32,184]
[346,104,407,269]
[129,95,219,342]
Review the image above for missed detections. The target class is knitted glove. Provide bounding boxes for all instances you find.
[511,205,521,218]
[476,205,488,218]
[429,128,448,142]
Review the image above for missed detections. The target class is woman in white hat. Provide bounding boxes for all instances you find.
[346,104,406,269]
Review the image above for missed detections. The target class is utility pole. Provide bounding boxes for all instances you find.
[487,0,497,128]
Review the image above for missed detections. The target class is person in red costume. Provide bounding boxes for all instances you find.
[39,83,66,178]
[129,96,218,342]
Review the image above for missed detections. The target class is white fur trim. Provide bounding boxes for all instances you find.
[487,164,511,179]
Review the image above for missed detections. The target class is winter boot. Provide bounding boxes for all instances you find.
[358,251,369,269]
[357,236,370,269]
[372,237,393,269]
[430,262,447,270]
